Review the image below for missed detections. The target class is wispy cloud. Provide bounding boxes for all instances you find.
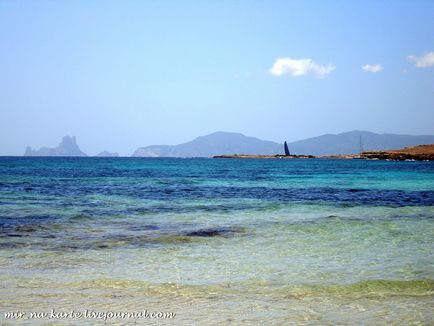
[407,52,434,68]
[362,64,383,73]
[269,58,335,77]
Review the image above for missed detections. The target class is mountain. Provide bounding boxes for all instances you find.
[23,131,434,158]
[24,136,87,157]
[132,131,282,157]
[287,130,434,156]
[132,130,434,157]
[95,151,119,157]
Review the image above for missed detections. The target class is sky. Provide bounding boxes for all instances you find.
[0,0,433,156]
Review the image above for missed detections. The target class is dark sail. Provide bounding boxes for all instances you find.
[284,141,290,156]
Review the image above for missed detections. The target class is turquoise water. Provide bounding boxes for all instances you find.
[0,157,433,325]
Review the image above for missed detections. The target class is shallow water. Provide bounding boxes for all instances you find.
[0,157,433,325]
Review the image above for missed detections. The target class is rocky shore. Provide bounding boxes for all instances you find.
[360,144,434,161]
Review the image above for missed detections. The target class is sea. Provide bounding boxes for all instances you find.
[0,157,433,325]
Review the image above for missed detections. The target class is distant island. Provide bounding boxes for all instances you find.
[23,131,434,159]
[132,131,281,157]
[24,136,87,157]
[132,130,434,157]
[23,136,121,157]
[95,151,119,157]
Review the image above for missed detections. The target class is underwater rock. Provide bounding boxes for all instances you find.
[185,227,243,237]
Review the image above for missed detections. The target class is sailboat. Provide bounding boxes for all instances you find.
[284,141,290,156]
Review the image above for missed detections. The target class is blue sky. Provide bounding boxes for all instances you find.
[1,0,433,155]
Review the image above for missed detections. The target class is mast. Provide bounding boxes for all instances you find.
[359,136,364,154]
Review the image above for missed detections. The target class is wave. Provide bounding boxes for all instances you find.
[283,279,434,299]
[3,182,434,207]
[16,278,434,299]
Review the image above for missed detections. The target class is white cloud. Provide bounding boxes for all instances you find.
[407,52,434,68]
[362,64,383,73]
[269,58,335,77]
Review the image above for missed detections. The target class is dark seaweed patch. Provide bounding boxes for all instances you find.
[7,233,23,237]
[185,227,245,237]
[128,224,160,231]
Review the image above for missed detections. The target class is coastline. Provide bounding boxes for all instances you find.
[213,144,434,161]
[213,154,315,159]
